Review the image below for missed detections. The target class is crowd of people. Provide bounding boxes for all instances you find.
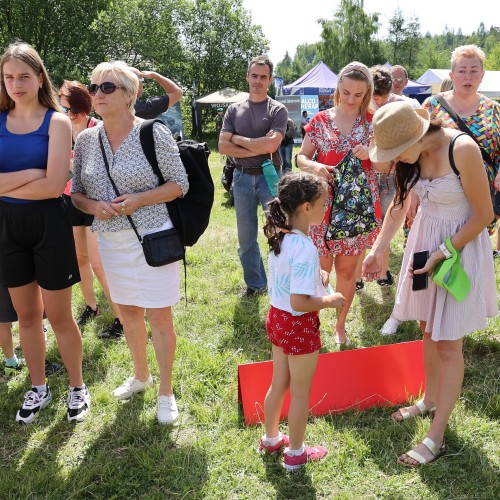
[0,41,498,472]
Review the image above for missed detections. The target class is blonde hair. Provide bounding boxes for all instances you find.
[91,61,139,114]
[451,44,485,70]
[440,77,453,92]
[0,41,61,112]
[334,61,373,119]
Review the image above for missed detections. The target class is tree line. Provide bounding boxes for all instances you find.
[276,0,500,84]
[2,0,498,136]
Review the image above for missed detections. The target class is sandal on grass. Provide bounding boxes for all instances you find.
[398,437,445,467]
[391,399,436,422]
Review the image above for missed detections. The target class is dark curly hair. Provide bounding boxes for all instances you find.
[263,172,327,255]
[371,65,392,97]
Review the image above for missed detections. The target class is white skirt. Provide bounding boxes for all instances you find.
[98,220,181,308]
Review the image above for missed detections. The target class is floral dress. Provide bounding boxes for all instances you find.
[304,109,381,256]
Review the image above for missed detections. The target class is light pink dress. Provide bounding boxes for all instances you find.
[392,173,498,341]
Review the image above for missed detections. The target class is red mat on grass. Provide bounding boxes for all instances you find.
[238,340,424,426]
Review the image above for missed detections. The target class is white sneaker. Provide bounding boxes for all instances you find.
[380,317,401,336]
[67,386,91,423]
[157,395,179,424]
[112,375,153,400]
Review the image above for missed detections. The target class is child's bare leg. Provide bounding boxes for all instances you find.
[264,345,290,438]
[287,350,319,450]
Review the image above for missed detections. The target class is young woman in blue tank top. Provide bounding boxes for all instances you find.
[0,42,90,424]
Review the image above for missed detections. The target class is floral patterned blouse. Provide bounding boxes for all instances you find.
[72,121,189,233]
[304,109,381,256]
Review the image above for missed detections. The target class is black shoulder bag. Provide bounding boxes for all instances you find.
[98,132,185,267]
[434,94,500,215]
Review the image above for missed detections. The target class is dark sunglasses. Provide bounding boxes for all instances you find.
[61,105,79,114]
[88,82,123,96]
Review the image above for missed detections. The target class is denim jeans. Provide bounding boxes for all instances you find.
[232,169,279,290]
[280,143,294,174]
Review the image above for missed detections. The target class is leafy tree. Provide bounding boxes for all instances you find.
[318,0,383,72]
[485,44,500,70]
[0,0,110,84]
[387,8,407,64]
[276,43,320,84]
[177,0,268,96]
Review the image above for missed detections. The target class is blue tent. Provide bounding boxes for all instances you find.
[283,61,338,95]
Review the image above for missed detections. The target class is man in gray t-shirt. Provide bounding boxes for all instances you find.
[219,55,288,298]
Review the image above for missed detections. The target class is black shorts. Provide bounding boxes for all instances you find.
[62,193,94,227]
[0,284,17,323]
[0,199,80,290]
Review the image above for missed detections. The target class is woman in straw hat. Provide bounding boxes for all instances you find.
[297,61,381,346]
[363,101,497,466]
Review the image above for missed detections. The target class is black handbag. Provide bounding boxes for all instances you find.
[98,133,185,267]
[141,227,185,267]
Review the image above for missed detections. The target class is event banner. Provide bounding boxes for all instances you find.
[275,95,302,141]
[301,95,319,120]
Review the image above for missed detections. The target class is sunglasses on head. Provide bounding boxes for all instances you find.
[88,82,123,96]
[61,105,79,114]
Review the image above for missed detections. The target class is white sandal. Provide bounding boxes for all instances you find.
[398,437,446,467]
[391,399,436,422]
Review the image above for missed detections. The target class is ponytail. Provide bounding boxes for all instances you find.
[264,198,291,256]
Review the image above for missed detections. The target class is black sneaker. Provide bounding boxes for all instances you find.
[45,361,62,377]
[355,279,365,293]
[77,305,100,327]
[16,386,52,424]
[493,250,500,259]
[98,318,123,339]
[377,271,395,287]
[241,287,267,299]
[67,386,91,423]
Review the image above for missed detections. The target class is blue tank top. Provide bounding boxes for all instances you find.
[0,108,54,203]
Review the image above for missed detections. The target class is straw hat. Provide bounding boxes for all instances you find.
[369,102,431,163]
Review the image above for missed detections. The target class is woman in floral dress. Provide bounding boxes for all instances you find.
[297,62,381,345]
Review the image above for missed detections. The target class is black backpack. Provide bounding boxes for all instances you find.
[139,119,214,246]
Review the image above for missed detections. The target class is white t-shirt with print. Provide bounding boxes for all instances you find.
[268,229,328,316]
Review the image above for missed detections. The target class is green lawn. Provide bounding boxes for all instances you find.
[0,149,499,499]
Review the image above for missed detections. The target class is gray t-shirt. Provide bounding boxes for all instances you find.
[221,97,288,168]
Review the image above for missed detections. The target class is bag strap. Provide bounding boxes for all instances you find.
[139,119,166,184]
[98,131,144,246]
[138,120,188,301]
[434,94,494,167]
[448,132,468,178]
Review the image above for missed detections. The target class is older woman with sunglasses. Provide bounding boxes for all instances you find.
[71,61,188,424]
[58,81,123,339]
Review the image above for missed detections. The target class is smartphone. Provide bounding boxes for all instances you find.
[412,250,429,291]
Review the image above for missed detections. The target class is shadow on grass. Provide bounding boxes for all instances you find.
[323,397,500,496]
[262,453,317,499]
[59,394,209,498]
[219,295,268,361]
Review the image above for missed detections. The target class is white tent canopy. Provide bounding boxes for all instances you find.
[418,69,500,99]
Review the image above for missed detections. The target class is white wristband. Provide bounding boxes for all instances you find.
[439,243,452,259]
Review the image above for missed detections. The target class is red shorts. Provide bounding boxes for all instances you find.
[266,306,321,355]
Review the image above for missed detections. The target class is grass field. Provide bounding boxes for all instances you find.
[0,147,499,499]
